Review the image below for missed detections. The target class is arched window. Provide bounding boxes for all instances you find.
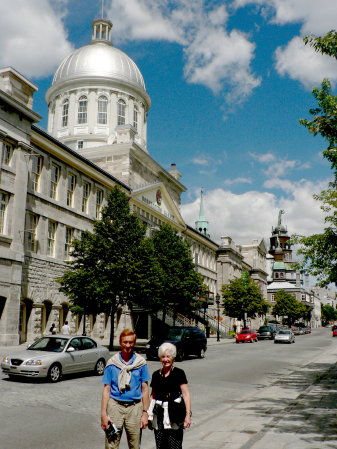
[117,99,126,126]
[78,96,87,124]
[62,100,69,127]
[97,96,108,124]
[133,106,139,130]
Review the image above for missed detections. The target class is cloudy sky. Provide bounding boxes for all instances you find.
[1,0,336,245]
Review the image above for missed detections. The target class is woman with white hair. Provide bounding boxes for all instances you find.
[147,342,191,449]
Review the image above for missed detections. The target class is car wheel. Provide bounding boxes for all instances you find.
[95,359,106,376]
[198,348,206,359]
[177,348,185,361]
[48,363,62,383]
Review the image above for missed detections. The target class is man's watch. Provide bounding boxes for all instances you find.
[186,411,192,417]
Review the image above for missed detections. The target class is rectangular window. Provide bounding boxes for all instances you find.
[78,97,87,124]
[97,97,108,124]
[77,140,83,150]
[67,173,76,207]
[50,163,60,199]
[133,108,139,130]
[3,143,13,166]
[62,101,69,127]
[96,188,104,218]
[65,226,74,260]
[47,220,57,257]
[82,181,91,213]
[0,191,9,234]
[25,213,39,252]
[31,155,43,192]
[271,294,275,302]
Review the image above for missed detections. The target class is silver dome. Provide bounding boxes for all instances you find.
[52,41,146,92]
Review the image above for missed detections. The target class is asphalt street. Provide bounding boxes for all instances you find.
[0,328,336,449]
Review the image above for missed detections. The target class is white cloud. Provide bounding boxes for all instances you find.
[250,152,309,178]
[275,37,337,88]
[181,180,327,245]
[0,0,73,79]
[191,156,211,166]
[107,0,261,104]
[223,177,252,185]
[233,0,337,87]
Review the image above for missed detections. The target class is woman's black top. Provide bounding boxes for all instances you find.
[151,367,188,401]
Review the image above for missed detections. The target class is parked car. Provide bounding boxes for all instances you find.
[257,325,277,340]
[332,328,337,337]
[236,329,258,343]
[274,329,295,344]
[1,335,109,382]
[145,326,207,361]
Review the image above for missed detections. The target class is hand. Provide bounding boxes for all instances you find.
[183,415,191,429]
[101,414,112,431]
[140,412,148,429]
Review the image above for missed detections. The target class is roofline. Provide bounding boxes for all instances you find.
[0,91,41,123]
[31,125,131,192]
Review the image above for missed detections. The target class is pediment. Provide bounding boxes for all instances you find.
[131,183,186,229]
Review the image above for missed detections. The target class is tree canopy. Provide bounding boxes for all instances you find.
[151,224,204,315]
[221,272,269,327]
[321,303,337,325]
[292,31,337,286]
[58,186,162,349]
[272,290,307,326]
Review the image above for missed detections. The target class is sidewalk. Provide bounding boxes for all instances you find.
[177,343,337,449]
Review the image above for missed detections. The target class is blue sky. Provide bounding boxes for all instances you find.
[2,0,337,244]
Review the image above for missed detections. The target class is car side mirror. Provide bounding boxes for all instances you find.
[67,347,75,352]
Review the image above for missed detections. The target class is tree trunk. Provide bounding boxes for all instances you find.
[109,304,116,351]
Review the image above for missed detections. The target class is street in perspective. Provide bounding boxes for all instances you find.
[1,327,337,449]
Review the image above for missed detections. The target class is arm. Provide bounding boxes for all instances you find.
[140,381,149,429]
[180,383,191,429]
[101,384,112,430]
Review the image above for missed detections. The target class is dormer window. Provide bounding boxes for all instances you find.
[117,99,126,125]
[98,96,108,124]
[78,96,88,124]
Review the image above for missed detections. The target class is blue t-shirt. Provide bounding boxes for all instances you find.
[102,352,151,402]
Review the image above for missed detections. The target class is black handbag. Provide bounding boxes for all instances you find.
[168,396,186,424]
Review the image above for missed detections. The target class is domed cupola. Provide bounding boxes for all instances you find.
[46,18,151,152]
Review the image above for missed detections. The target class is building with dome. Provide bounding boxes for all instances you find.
[0,18,221,346]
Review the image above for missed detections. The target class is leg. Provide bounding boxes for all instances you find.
[124,401,143,449]
[106,399,125,449]
[167,428,183,449]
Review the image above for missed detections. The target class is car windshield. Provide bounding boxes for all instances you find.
[240,330,252,334]
[28,337,68,352]
[166,328,184,339]
[259,327,270,331]
[277,330,290,335]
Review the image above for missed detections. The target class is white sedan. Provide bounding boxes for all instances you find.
[1,335,110,382]
[274,329,295,344]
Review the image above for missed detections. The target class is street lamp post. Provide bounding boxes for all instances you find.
[216,293,220,342]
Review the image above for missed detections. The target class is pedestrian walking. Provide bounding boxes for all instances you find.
[61,321,70,334]
[101,329,150,449]
[147,342,191,449]
[49,323,57,335]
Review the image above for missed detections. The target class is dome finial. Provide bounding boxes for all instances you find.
[92,18,113,44]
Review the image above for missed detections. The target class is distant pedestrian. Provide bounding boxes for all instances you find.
[49,323,57,335]
[61,321,70,335]
[147,342,191,449]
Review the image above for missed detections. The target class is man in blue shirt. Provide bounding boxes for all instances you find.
[101,329,150,449]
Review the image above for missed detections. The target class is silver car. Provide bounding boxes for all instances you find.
[274,329,295,344]
[1,335,110,382]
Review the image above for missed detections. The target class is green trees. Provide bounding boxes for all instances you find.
[272,290,307,326]
[293,31,337,286]
[58,186,162,349]
[58,187,203,349]
[221,273,269,327]
[151,224,204,316]
[321,303,337,325]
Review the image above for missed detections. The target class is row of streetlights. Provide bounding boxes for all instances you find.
[216,293,221,342]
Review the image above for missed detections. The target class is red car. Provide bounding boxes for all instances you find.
[332,327,337,337]
[236,329,258,343]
